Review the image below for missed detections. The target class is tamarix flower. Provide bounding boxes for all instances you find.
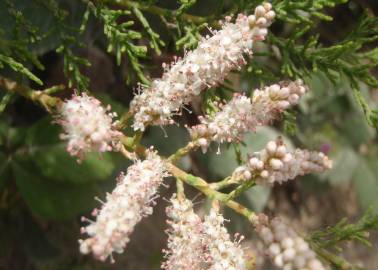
[189,80,307,151]
[162,197,247,270]
[256,215,326,270]
[57,93,122,160]
[79,151,167,262]
[234,137,332,185]
[130,3,275,131]
[203,208,246,270]
[162,194,206,270]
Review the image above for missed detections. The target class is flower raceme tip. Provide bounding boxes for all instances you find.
[234,137,332,185]
[189,80,307,152]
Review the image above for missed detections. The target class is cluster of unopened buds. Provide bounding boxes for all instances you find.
[234,137,333,185]
[256,214,327,270]
[52,2,335,269]
[189,80,307,152]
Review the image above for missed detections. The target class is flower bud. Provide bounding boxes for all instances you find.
[266,140,277,154]
[266,10,276,20]
[264,2,272,11]
[255,6,266,17]
[270,158,284,170]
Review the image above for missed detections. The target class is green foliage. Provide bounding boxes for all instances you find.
[270,14,378,85]
[309,209,378,269]
[0,0,44,85]
[269,3,378,130]
[132,6,165,55]
[0,91,14,114]
[43,0,91,91]
[176,22,207,49]
[311,209,378,250]
[273,0,348,23]
[88,2,150,84]
[0,0,90,90]
[13,163,99,220]
[0,54,42,85]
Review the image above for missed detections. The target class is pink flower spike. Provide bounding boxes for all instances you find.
[79,151,168,262]
[130,4,275,131]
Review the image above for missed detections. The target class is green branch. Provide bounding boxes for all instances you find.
[167,141,197,162]
[0,55,43,86]
[166,163,257,223]
[102,0,209,24]
[0,76,62,112]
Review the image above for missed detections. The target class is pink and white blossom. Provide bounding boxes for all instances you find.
[130,4,275,131]
[57,93,122,160]
[162,194,206,270]
[79,151,167,262]
[203,209,246,270]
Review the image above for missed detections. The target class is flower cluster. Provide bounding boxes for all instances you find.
[57,93,122,160]
[256,215,326,270]
[162,195,206,270]
[234,137,332,185]
[79,151,167,262]
[130,3,275,131]
[189,80,307,152]
[163,196,246,270]
[203,209,246,270]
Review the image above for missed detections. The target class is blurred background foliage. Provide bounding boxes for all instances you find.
[0,0,378,269]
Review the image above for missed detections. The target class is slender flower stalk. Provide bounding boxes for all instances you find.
[57,93,122,160]
[256,214,326,270]
[203,208,247,270]
[189,80,307,152]
[162,194,206,270]
[130,3,275,131]
[79,151,167,262]
[233,137,332,185]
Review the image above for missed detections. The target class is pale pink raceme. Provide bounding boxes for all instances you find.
[57,93,122,160]
[203,209,246,270]
[189,80,307,152]
[130,3,275,131]
[79,151,167,262]
[256,215,326,270]
[162,194,206,270]
[190,94,253,152]
[234,138,332,185]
